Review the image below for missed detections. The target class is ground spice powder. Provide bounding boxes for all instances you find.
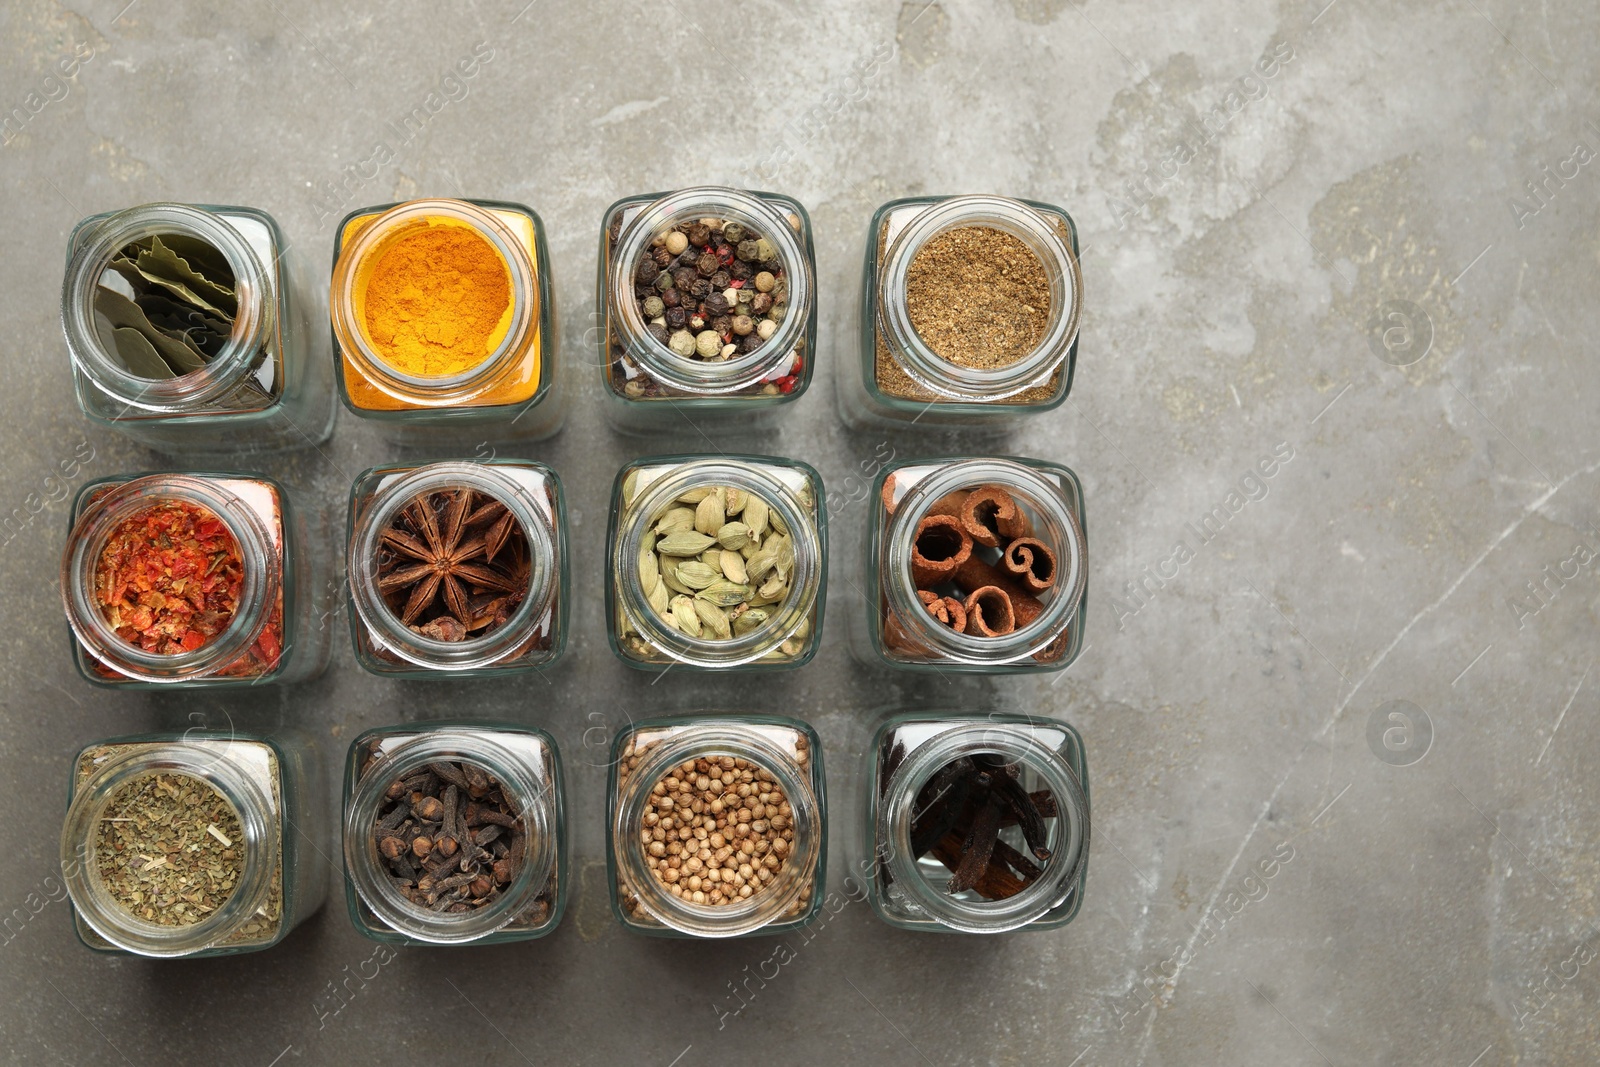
[362,220,511,378]
[905,226,1050,368]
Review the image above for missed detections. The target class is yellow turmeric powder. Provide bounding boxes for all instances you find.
[361,219,512,377]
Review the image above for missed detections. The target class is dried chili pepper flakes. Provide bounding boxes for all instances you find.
[94,500,244,655]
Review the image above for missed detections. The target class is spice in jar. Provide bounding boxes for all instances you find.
[886,745,1057,901]
[94,500,244,654]
[882,477,1072,661]
[375,487,531,643]
[636,483,795,643]
[873,209,1074,405]
[635,748,795,908]
[613,214,801,398]
[362,220,511,378]
[93,771,246,926]
[367,757,533,919]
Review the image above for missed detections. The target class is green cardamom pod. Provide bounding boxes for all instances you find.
[697,580,753,607]
[674,561,721,590]
[622,469,640,507]
[694,599,732,639]
[716,521,752,551]
[670,595,702,637]
[746,546,779,582]
[653,507,696,534]
[769,507,789,537]
[757,572,787,601]
[648,579,672,617]
[743,497,769,538]
[639,547,660,594]
[721,549,748,584]
[695,492,726,535]
[732,608,770,635]
[660,557,692,595]
[723,487,746,516]
[676,487,716,504]
[656,530,716,556]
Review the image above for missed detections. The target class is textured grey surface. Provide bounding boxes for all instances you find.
[2,0,1597,1064]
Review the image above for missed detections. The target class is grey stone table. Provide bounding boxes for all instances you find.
[2,1,1595,1063]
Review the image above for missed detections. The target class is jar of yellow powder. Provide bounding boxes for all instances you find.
[330,198,562,441]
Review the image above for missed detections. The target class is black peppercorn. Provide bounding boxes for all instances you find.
[740,333,764,354]
[689,278,712,300]
[647,322,669,346]
[751,292,773,315]
[730,260,754,282]
[636,259,659,284]
[761,259,783,275]
[685,222,711,247]
[665,306,687,329]
[696,252,719,277]
[653,247,674,269]
[710,270,731,290]
[711,315,733,336]
[661,287,680,309]
[704,292,729,316]
[672,267,697,290]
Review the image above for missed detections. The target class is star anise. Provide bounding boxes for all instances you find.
[909,753,1058,901]
[376,488,528,640]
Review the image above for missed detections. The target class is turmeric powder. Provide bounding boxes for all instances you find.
[361,218,512,377]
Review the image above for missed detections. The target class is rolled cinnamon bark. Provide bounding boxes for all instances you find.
[1002,536,1057,593]
[918,589,968,633]
[927,485,1029,548]
[880,473,899,516]
[964,586,1016,636]
[911,514,973,587]
[952,556,1046,629]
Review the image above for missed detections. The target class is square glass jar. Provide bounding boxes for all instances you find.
[606,454,826,671]
[607,714,826,939]
[63,471,329,688]
[331,198,564,442]
[61,729,328,957]
[345,460,568,678]
[598,187,816,434]
[863,711,1089,934]
[859,456,1088,674]
[342,721,566,945]
[62,202,334,455]
[841,195,1082,431]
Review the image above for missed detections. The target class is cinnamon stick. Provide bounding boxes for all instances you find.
[911,514,972,587]
[952,556,1046,628]
[1001,536,1057,593]
[939,485,1030,548]
[918,589,968,633]
[964,586,1017,636]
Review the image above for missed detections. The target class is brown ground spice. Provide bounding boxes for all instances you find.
[905,227,1050,367]
[874,217,1071,404]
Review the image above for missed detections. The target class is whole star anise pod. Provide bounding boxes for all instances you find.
[376,488,528,641]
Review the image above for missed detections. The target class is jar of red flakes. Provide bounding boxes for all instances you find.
[61,472,328,687]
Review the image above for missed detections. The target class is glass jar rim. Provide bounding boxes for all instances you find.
[331,198,537,406]
[61,474,280,682]
[878,721,1088,933]
[877,195,1081,400]
[615,459,820,668]
[61,202,273,412]
[613,723,820,937]
[343,729,555,944]
[347,461,557,671]
[61,740,280,957]
[883,459,1085,664]
[609,186,811,395]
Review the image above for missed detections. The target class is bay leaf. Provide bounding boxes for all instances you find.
[109,326,178,380]
[96,286,207,374]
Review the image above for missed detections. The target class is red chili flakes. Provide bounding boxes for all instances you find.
[94,500,243,655]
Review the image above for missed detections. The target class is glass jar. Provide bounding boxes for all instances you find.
[62,472,329,688]
[607,715,825,939]
[842,195,1083,430]
[606,455,825,671]
[861,457,1087,673]
[346,460,567,678]
[331,198,563,442]
[61,202,333,454]
[342,722,565,945]
[864,712,1089,933]
[598,187,816,434]
[60,729,327,956]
